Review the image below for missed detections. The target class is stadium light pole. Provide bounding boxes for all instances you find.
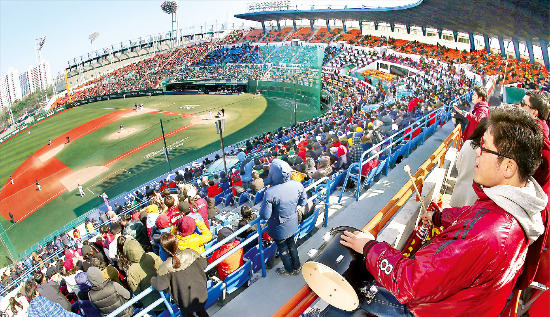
[89,32,100,52]
[215,119,228,177]
[161,1,178,48]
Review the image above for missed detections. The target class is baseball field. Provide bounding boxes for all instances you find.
[0,93,320,262]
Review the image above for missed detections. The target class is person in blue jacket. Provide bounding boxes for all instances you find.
[260,159,307,275]
[237,151,254,188]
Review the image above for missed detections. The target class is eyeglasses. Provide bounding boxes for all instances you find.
[519,99,535,110]
[478,138,513,160]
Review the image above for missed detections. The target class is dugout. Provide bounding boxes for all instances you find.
[164,80,248,94]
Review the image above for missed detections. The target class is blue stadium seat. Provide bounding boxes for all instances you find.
[225,259,252,294]
[205,279,225,310]
[238,191,250,205]
[204,238,218,252]
[253,188,265,205]
[297,207,320,240]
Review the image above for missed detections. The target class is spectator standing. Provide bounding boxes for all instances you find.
[151,232,209,317]
[87,266,134,317]
[31,272,72,312]
[260,159,307,275]
[123,238,164,315]
[454,86,489,141]
[450,118,488,207]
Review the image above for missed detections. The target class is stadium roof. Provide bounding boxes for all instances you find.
[235,0,550,43]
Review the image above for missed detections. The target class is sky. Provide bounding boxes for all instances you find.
[0,0,258,79]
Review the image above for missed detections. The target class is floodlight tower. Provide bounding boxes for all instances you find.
[89,32,100,52]
[35,36,47,106]
[161,0,179,48]
[35,36,46,64]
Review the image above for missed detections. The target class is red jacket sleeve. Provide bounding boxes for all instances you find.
[433,206,468,227]
[465,105,489,128]
[364,233,496,306]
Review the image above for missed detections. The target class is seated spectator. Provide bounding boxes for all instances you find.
[207,197,220,219]
[207,227,244,281]
[520,90,550,193]
[188,187,210,229]
[164,195,178,214]
[25,280,79,317]
[33,271,72,311]
[121,214,150,251]
[151,232,208,317]
[172,216,212,253]
[310,156,333,180]
[237,205,260,248]
[87,266,134,317]
[123,238,164,315]
[151,215,172,261]
[304,157,317,177]
[207,180,222,198]
[250,171,264,194]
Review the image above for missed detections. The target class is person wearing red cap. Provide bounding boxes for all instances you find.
[171,217,212,253]
[151,214,172,261]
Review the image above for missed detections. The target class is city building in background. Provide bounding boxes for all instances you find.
[0,68,22,109]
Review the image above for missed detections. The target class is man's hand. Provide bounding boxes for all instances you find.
[340,230,375,254]
[453,105,465,117]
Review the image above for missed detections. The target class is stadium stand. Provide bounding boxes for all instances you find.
[2,15,549,315]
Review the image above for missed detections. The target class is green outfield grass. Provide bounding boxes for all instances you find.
[0,93,320,258]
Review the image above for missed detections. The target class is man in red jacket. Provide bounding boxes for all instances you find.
[520,90,550,193]
[455,86,490,141]
[325,106,547,316]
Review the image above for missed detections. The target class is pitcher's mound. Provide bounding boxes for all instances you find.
[60,166,108,191]
[109,127,139,140]
[39,144,65,162]
[191,113,230,125]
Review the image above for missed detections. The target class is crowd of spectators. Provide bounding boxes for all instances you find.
[53,43,213,108]
[8,25,549,316]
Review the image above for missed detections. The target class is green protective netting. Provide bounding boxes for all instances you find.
[248,45,324,114]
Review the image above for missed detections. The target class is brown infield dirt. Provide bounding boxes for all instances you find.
[108,127,140,140]
[0,107,206,222]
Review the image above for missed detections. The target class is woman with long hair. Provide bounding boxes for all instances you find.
[151,232,209,317]
[7,297,25,316]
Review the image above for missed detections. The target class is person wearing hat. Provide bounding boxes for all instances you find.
[151,233,208,317]
[123,238,163,315]
[260,159,307,276]
[151,215,172,261]
[172,216,212,253]
[207,227,244,281]
[87,266,133,317]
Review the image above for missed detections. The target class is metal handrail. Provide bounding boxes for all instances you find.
[273,119,463,317]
